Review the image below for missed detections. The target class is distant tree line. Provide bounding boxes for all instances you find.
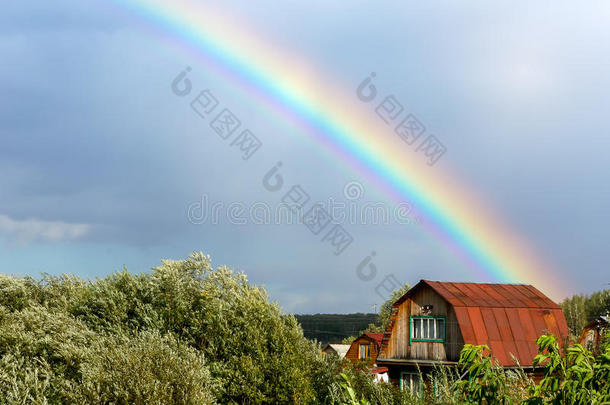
[560,288,610,336]
[339,283,411,344]
[295,314,378,344]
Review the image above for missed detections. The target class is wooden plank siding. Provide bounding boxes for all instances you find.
[345,335,381,368]
[382,285,463,362]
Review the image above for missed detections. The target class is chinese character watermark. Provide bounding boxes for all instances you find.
[357,72,447,166]
[172,66,263,161]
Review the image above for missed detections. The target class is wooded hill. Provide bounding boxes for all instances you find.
[295,313,378,344]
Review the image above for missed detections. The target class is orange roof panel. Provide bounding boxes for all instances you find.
[452,283,491,306]
[505,309,526,341]
[524,285,560,308]
[461,283,497,307]
[515,340,533,366]
[479,284,510,307]
[530,310,550,337]
[552,309,569,338]
[454,307,476,344]
[489,284,525,308]
[489,340,509,365]
[492,308,515,343]
[542,310,561,338]
[443,282,472,306]
[480,308,502,341]
[517,308,538,342]
[502,284,539,308]
[467,307,489,344]
[424,281,466,307]
[502,340,520,366]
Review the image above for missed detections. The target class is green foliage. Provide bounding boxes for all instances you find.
[526,334,610,405]
[2,255,608,404]
[0,305,94,403]
[342,335,356,345]
[326,365,403,405]
[452,335,610,405]
[0,252,330,404]
[0,305,217,404]
[337,373,370,405]
[377,283,410,329]
[426,364,460,405]
[78,331,218,405]
[456,344,531,404]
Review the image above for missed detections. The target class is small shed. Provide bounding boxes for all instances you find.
[579,315,609,352]
[345,332,384,368]
[322,343,350,358]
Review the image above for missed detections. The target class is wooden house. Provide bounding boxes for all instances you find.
[322,343,351,358]
[578,315,609,353]
[345,332,384,368]
[376,280,569,392]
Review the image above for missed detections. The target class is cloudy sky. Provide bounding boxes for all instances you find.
[1,1,609,313]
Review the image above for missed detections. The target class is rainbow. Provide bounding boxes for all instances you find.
[108,0,568,299]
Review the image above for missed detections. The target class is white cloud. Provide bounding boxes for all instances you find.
[0,214,91,245]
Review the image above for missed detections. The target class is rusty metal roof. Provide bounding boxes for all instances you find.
[396,280,560,309]
[384,280,569,367]
[363,332,384,347]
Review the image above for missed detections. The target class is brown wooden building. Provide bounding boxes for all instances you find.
[579,315,609,353]
[345,332,384,368]
[376,280,569,392]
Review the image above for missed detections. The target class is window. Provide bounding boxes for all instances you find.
[358,343,370,359]
[400,372,422,396]
[410,316,445,342]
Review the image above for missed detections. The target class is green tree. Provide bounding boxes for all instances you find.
[342,335,356,345]
[0,252,337,404]
[561,289,610,337]
[561,293,588,337]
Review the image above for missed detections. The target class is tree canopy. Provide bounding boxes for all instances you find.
[561,288,610,336]
[0,253,334,404]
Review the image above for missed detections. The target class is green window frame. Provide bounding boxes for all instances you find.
[399,372,423,396]
[409,315,446,344]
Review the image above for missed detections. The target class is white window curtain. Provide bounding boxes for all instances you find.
[411,317,445,340]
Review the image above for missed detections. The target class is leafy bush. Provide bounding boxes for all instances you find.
[456,344,532,404]
[0,305,96,403]
[0,253,327,404]
[526,334,610,405]
[453,335,610,405]
[78,331,217,405]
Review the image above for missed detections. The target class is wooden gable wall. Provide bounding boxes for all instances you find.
[346,335,380,367]
[383,285,464,362]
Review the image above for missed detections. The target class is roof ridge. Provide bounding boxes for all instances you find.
[422,279,533,286]
[450,304,560,309]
